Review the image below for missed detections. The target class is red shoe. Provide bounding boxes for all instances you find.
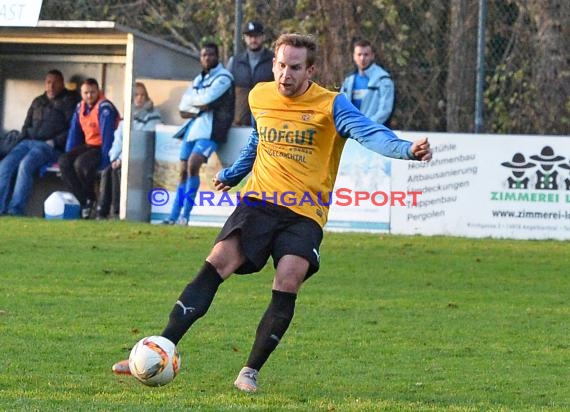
[112,359,131,375]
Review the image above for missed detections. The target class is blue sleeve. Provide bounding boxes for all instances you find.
[217,120,258,186]
[98,102,119,169]
[65,108,82,152]
[333,94,413,160]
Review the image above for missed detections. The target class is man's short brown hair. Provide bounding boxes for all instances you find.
[273,33,317,67]
[353,39,374,53]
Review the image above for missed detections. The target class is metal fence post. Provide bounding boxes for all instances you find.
[475,0,487,133]
[233,0,243,56]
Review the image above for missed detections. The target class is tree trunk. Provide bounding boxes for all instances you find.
[314,0,358,89]
[446,0,478,132]
[527,0,570,134]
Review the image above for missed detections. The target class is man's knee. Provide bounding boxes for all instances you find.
[188,154,206,176]
[207,236,246,278]
[17,156,37,176]
[273,256,309,293]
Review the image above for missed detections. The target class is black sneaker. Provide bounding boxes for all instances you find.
[81,200,94,219]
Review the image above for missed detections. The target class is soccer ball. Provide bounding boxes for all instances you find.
[128,336,180,387]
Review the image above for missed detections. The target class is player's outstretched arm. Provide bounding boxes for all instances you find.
[333,94,412,160]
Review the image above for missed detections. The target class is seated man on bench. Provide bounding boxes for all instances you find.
[59,78,120,219]
[0,69,79,216]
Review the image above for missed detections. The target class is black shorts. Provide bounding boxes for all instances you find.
[215,198,323,278]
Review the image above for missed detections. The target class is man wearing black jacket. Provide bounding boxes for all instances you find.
[227,21,274,126]
[0,69,79,216]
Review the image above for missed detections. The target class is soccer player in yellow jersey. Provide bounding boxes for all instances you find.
[113,33,432,392]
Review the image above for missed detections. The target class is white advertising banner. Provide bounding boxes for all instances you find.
[326,139,392,232]
[391,132,570,240]
[0,0,42,26]
[150,125,247,226]
[150,127,395,231]
[149,126,570,239]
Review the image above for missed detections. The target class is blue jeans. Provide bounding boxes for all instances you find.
[0,139,58,215]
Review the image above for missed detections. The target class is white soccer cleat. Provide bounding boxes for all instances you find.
[233,366,259,393]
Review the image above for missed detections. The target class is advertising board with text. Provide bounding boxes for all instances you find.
[390,132,570,240]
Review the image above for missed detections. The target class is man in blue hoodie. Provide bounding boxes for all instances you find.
[341,39,395,126]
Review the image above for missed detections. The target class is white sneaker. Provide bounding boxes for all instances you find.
[176,217,188,226]
[233,366,259,393]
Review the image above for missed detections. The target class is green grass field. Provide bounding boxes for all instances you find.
[0,217,568,411]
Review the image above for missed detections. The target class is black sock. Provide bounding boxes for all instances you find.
[161,261,223,344]
[245,290,297,371]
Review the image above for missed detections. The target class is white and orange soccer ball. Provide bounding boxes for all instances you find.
[128,336,180,387]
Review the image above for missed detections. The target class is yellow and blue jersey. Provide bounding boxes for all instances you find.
[218,81,414,227]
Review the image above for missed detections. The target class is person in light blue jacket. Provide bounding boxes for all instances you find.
[163,42,234,226]
[96,82,162,219]
[340,39,395,126]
